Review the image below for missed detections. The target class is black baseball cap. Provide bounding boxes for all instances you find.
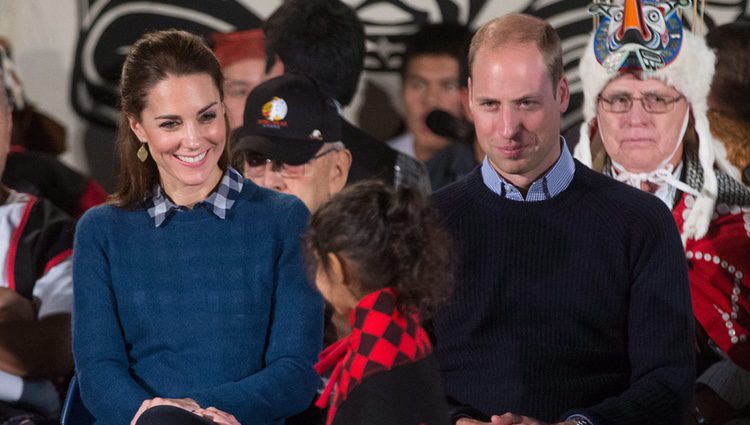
[233,74,342,165]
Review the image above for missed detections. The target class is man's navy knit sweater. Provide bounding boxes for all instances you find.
[431,163,694,424]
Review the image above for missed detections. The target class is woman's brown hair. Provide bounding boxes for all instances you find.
[111,29,229,208]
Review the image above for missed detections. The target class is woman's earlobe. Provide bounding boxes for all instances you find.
[128,115,145,141]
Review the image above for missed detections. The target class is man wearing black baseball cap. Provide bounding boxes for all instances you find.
[233,74,352,212]
[263,0,431,194]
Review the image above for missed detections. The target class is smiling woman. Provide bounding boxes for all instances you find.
[72,29,323,425]
[127,73,226,206]
[112,29,232,209]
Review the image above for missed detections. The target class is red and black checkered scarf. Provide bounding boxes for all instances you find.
[314,287,433,425]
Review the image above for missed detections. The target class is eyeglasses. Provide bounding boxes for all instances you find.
[244,146,341,179]
[597,93,684,114]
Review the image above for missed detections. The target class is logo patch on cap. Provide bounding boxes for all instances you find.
[262,97,288,121]
[258,96,289,128]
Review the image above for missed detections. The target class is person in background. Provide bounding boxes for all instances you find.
[72,29,323,425]
[574,1,750,423]
[235,74,354,425]
[388,23,476,191]
[210,28,283,130]
[232,74,352,214]
[264,0,430,193]
[0,41,107,218]
[706,20,750,185]
[432,12,694,425]
[234,72,353,378]
[306,180,452,425]
[0,43,74,425]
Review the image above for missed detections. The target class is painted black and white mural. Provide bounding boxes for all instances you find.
[71,0,749,144]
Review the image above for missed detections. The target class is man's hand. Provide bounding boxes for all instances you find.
[490,413,548,425]
[458,413,575,425]
[130,397,201,425]
[457,414,531,425]
[457,418,495,424]
[0,288,35,322]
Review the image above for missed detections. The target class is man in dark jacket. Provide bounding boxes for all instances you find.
[263,0,430,194]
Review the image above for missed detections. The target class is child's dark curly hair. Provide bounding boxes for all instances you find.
[305,180,454,316]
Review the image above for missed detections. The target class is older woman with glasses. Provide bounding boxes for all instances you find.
[232,74,352,213]
[575,1,750,423]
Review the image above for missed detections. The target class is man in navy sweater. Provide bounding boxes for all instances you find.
[431,13,694,425]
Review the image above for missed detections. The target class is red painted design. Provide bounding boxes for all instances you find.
[6,196,37,291]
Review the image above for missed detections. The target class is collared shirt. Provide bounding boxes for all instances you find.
[147,167,244,227]
[481,137,575,201]
[387,132,416,158]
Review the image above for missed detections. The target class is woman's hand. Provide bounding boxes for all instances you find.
[130,397,201,425]
[195,407,241,425]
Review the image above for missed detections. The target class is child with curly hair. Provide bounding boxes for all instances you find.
[306,180,454,425]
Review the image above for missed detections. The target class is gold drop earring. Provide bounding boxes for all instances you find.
[137,142,149,162]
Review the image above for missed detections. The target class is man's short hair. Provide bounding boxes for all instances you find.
[469,13,563,90]
[401,23,472,82]
[264,0,365,106]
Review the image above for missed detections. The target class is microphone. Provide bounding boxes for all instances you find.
[425,109,473,146]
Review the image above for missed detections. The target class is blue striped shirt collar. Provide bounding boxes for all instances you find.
[480,137,575,202]
[147,167,244,227]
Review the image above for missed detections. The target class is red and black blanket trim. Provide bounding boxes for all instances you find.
[314,287,433,425]
[6,194,74,300]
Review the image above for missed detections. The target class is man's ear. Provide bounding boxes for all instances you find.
[557,75,570,113]
[127,114,146,142]
[329,148,352,194]
[265,55,285,80]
